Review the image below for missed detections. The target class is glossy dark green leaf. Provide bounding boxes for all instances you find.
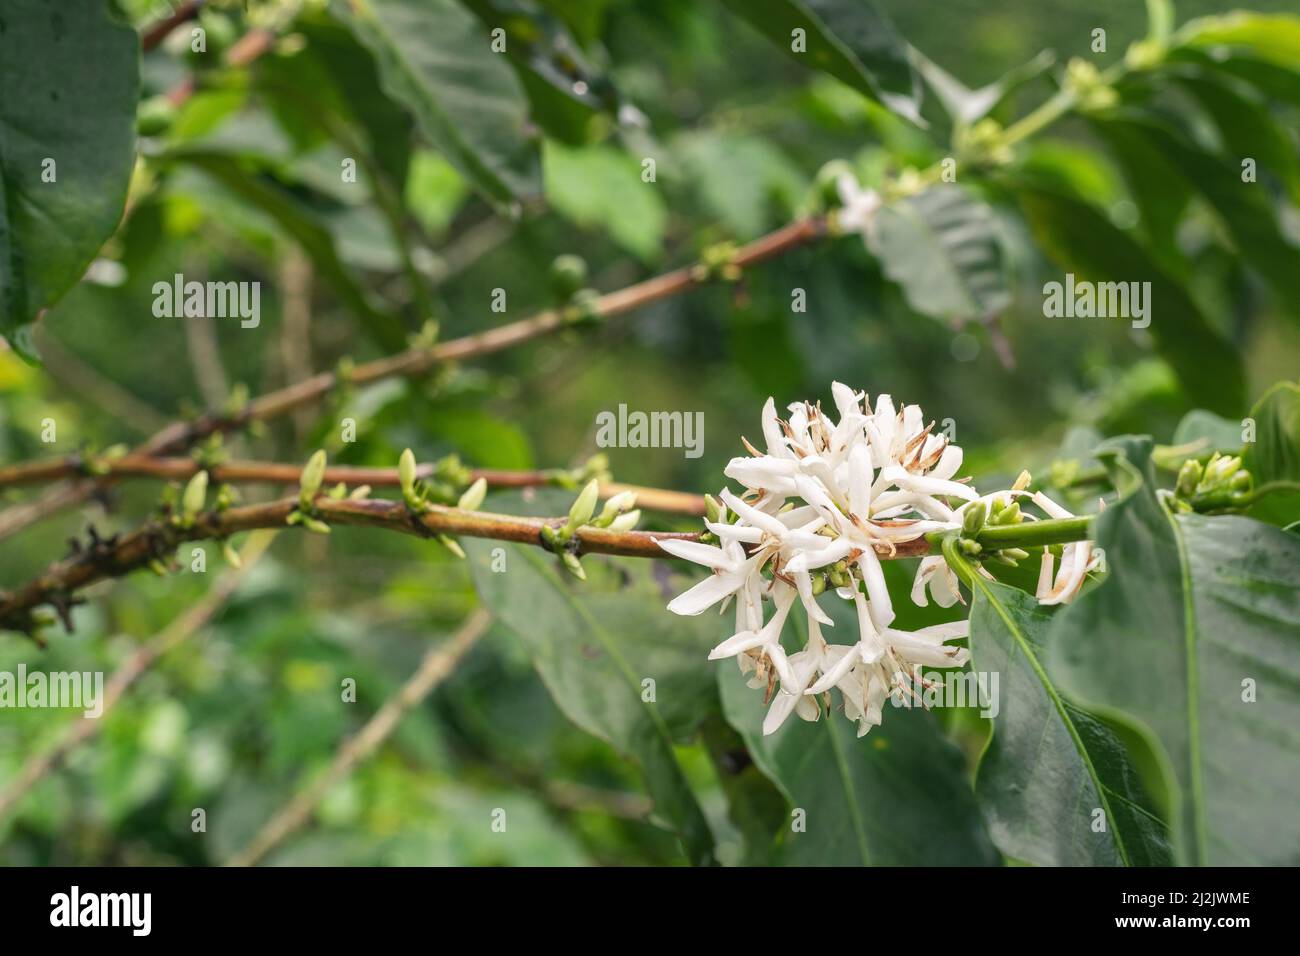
[1172,409,1245,458]
[1175,69,1300,203]
[719,664,998,866]
[1017,184,1245,415]
[1243,381,1300,526]
[1174,12,1300,70]
[464,499,719,865]
[1049,438,1300,864]
[875,185,1010,323]
[170,151,409,350]
[717,594,997,866]
[720,0,920,123]
[1092,118,1193,276]
[962,573,1172,866]
[462,0,616,146]
[1103,116,1300,320]
[0,0,139,359]
[335,0,541,207]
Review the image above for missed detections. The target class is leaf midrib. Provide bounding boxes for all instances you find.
[1160,508,1209,865]
[971,574,1133,866]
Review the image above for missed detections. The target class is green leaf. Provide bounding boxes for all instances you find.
[462,0,615,146]
[716,595,997,866]
[914,48,1055,126]
[1174,69,1300,203]
[1172,409,1245,458]
[960,571,1173,866]
[718,665,998,866]
[169,151,408,350]
[874,185,1011,323]
[1103,116,1300,319]
[1243,381,1300,526]
[543,141,666,262]
[1175,12,1300,70]
[1092,119,1193,276]
[676,132,807,241]
[1017,183,1245,416]
[464,504,718,866]
[0,0,139,358]
[1049,438,1300,864]
[335,0,540,207]
[720,0,921,124]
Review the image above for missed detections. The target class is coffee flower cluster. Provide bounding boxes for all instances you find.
[658,385,1097,736]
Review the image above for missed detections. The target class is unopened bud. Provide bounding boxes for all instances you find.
[595,490,636,526]
[561,551,587,580]
[1176,459,1202,499]
[609,509,641,531]
[457,477,488,511]
[566,479,600,533]
[182,470,209,519]
[399,449,418,497]
[962,500,988,536]
[299,450,327,506]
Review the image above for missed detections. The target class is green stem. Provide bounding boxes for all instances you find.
[927,515,1096,552]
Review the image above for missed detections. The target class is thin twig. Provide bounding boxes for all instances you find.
[0,496,712,632]
[0,455,707,516]
[0,530,276,822]
[225,608,492,867]
[140,0,203,52]
[0,218,824,541]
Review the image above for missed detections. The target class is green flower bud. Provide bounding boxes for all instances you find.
[994,501,1022,525]
[1229,469,1252,493]
[962,500,988,536]
[549,254,588,301]
[595,490,637,527]
[182,470,209,519]
[609,509,641,531]
[438,534,466,559]
[300,450,327,503]
[704,494,722,524]
[811,574,827,596]
[1175,459,1203,499]
[302,516,331,535]
[565,479,600,534]
[561,551,587,581]
[399,449,418,497]
[457,477,488,511]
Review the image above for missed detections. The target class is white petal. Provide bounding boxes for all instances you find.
[655,538,735,569]
[668,571,745,616]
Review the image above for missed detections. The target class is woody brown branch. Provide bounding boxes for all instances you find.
[0,491,935,637]
[0,456,707,516]
[0,217,823,540]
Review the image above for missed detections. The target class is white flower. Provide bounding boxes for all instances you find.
[659,385,1098,735]
[1030,491,1102,605]
[836,173,883,240]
